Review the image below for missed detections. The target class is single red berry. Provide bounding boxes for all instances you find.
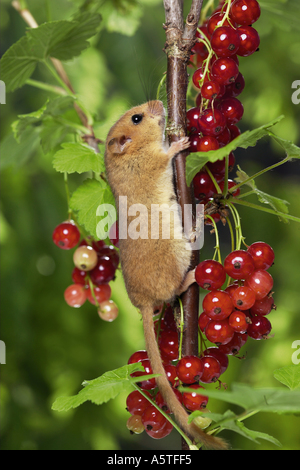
[131,359,156,390]
[247,242,275,270]
[247,314,272,340]
[231,285,256,310]
[197,135,220,152]
[207,12,237,36]
[52,221,80,250]
[219,179,240,197]
[203,290,234,320]
[128,350,148,364]
[182,384,208,411]
[158,329,178,361]
[64,284,87,308]
[237,25,260,57]
[218,331,246,355]
[145,418,173,439]
[250,295,276,316]
[228,310,249,333]
[205,319,235,345]
[211,26,240,57]
[126,390,152,416]
[218,97,244,124]
[195,259,226,290]
[193,171,215,202]
[223,72,245,98]
[228,123,241,141]
[211,57,239,85]
[198,108,226,136]
[89,257,117,285]
[245,270,274,300]
[201,80,222,100]
[230,0,261,26]
[186,107,201,133]
[98,245,119,268]
[224,249,255,280]
[192,68,209,89]
[216,127,231,147]
[189,134,202,153]
[72,267,89,285]
[141,404,169,432]
[203,347,229,374]
[198,311,211,332]
[176,355,204,384]
[86,283,111,305]
[199,356,222,383]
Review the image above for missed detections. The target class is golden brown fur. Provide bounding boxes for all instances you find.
[104,101,227,449]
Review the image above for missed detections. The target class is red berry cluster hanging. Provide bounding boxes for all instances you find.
[188,0,261,210]
[52,219,120,322]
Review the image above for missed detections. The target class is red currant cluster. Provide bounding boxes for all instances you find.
[126,241,275,440]
[187,0,261,209]
[52,220,120,321]
[126,306,218,439]
[197,241,275,351]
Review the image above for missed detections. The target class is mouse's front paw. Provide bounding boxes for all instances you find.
[168,137,190,157]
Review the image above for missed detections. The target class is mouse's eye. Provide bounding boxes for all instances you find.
[131,114,143,125]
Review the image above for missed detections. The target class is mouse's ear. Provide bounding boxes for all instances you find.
[108,135,132,154]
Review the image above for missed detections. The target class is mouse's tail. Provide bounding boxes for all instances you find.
[141,305,228,450]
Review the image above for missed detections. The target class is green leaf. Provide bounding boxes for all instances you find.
[52,363,144,412]
[274,365,300,391]
[185,116,284,185]
[268,132,300,159]
[101,1,143,36]
[0,13,101,92]
[0,128,41,170]
[69,178,116,239]
[53,143,105,174]
[180,383,300,414]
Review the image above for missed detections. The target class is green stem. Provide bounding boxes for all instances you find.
[226,215,235,254]
[222,154,229,197]
[230,156,291,193]
[205,165,221,194]
[178,298,184,361]
[25,78,67,95]
[55,116,90,135]
[227,202,244,250]
[205,215,222,264]
[43,59,76,97]
[156,74,167,101]
[230,199,300,223]
[64,172,71,217]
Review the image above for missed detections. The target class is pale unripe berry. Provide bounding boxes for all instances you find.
[73,245,98,271]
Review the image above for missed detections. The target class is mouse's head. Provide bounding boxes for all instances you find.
[105,100,166,156]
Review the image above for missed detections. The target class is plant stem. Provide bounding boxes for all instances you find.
[205,215,222,264]
[230,156,291,193]
[25,79,67,96]
[230,199,300,223]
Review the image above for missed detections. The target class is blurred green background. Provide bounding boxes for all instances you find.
[1,0,300,450]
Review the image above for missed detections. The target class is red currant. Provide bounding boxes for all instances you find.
[141,404,169,432]
[245,269,274,299]
[230,0,261,26]
[176,355,204,384]
[218,97,244,124]
[231,285,256,310]
[52,221,80,250]
[193,171,215,202]
[182,384,208,411]
[126,390,152,416]
[224,249,255,280]
[195,259,226,290]
[212,57,239,86]
[89,257,117,285]
[64,284,87,308]
[247,242,275,270]
[199,356,222,383]
[205,319,235,345]
[128,350,148,364]
[250,295,276,316]
[187,107,201,133]
[201,80,222,100]
[247,313,272,340]
[237,25,260,57]
[203,290,234,320]
[207,12,237,36]
[198,311,211,332]
[211,26,240,57]
[145,418,173,439]
[86,283,111,305]
[158,329,178,361]
[228,310,249,333]
[198,108,226,136]
[203,347,229,374]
